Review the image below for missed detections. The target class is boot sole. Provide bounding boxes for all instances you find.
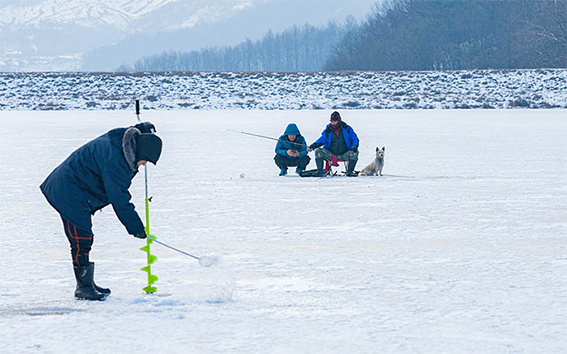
[75,296,106,301]
[75,295,107,301]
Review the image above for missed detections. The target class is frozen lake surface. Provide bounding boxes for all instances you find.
[1,109,566,353]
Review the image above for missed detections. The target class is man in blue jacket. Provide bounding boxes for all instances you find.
[308,111,359,177]
[274,123,310,176]
[40,122,162,301]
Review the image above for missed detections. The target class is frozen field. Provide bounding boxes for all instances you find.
[1,109,566,353]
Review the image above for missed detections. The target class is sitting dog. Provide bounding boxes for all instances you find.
[358,147,385,176]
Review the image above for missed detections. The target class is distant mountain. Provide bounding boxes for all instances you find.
[0,0,256,71]
[0,0,251,31]
[0,0,375,72]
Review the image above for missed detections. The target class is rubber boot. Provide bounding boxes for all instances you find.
[90,262,111,296]
[314,158,325,177]
[73,263,105,301]
[346,159,358,177]
[279,168,287,176]
[295,167,303,174]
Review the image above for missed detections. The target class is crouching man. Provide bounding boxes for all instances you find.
[274,123,310,176]
[40,122,162,300]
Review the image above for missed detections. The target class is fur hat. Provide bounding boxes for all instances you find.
[136,133,163,165]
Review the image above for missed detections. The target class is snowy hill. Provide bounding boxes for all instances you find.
[0,0,255,71]
[0,69,566,110]
[0,0,250,30]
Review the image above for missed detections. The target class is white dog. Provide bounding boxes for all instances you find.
[358,147,385,176]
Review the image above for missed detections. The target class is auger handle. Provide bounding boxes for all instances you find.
[147,235,200,261]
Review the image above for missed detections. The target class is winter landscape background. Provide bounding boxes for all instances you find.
[1,0,566,353]
[2,0,564,72]
[0,0,374,71]
[1,109,566,353]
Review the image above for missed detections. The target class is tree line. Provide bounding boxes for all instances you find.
[119,21,352,72]
[324,0,567,71]
[120,0,566,72]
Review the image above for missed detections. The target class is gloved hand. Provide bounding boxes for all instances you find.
[134,230,147,239]
[351,146,358,153]
[307,147,313,153]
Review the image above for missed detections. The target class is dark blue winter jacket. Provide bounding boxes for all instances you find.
[40,126,148,236]
[275,123,308,158]
[311,121,359,151]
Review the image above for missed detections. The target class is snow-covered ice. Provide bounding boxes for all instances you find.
[1,109,566,353]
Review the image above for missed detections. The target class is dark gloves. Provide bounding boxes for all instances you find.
[135,122,156,134]
[308,143,322,152]
[134,229,147,239]
[351,146,358,153]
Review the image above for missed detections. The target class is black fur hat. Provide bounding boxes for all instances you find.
[136,133,163,164]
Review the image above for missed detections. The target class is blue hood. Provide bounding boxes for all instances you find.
[283,123,301,136]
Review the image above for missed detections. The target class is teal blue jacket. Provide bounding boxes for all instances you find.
[275,124,308,158]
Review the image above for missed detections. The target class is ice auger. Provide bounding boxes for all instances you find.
[135,100,158,294]
[140,195,158,293]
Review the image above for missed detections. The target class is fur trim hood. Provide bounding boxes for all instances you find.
[123,127,141,172]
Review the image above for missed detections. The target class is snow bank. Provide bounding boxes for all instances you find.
[1,69,565,110]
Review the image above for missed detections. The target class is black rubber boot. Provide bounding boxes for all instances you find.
[73,263,105,301]
[90,262,111,296]
[314,158,325,177]
[346,159,358,177]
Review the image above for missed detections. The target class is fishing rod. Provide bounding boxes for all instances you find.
[227,129,308,149]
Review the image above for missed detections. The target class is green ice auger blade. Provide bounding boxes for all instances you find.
[141,196,158,294]
[143,285,158,293]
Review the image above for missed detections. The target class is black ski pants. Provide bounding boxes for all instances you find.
[274,154,311,170]
[61,217,93,267]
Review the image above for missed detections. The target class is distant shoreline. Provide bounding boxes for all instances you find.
[1,69,565,110]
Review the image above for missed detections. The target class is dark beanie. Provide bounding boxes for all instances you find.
[136,133,163,164]
[330,111,342,121]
